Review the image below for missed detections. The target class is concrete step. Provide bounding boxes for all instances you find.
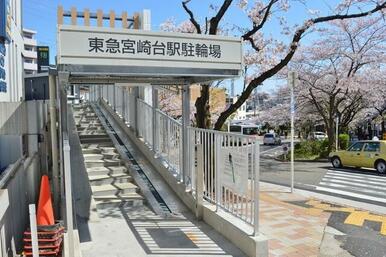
[91,182,138,196]
[102,153,120,159]
[82,143,114,149]
[79,131,107,136]
[82,148,101,154]
[94,193,144,209]
[100,147,117,153]
[86,166,128,175]
[84,159,121,168]
[83,153,104,161]
[80,136,112,144]
[103,159,122,166]
[88,174,133,186]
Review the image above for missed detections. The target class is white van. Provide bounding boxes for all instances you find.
[229,124,260,136]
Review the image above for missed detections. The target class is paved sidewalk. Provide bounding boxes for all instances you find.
[259,182,386,257]
[259,184,330,257]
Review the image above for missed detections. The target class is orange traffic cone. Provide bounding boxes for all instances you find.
[36,175,55,225]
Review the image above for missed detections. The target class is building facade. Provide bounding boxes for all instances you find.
[0,0,24,102]
[22,28,37,75]
[226,96,247,121]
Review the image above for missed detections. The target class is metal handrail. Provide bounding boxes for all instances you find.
[0,153,37,189]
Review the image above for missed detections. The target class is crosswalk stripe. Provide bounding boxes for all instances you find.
[315,186,386,204]
[320,178,386,195]
[317,169,386,203]
[327,170,386,182]
[323,175,386,187]
[319,182,385,197]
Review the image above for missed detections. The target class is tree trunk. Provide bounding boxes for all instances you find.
[326,125,335,152]
[195,84,211,129]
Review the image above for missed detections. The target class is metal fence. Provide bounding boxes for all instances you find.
[137,99,153,147]
[189,127,259,228]
[92,86,260,232]
[155,109,183,180]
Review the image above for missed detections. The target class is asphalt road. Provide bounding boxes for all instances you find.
[260,158,386,207]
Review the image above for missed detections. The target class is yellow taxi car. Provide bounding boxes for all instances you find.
[329,140,386,174]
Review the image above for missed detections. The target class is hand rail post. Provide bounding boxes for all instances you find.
[253,141,260,236]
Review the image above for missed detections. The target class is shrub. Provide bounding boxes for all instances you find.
[292,139,330,159]
[319,139,330,158]
[339,134,350,150]
[294,140,321,159]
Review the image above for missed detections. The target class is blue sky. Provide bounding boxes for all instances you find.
[23,0,343,94]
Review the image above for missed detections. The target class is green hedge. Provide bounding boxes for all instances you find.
[293,139,329,159]
[339,134,350,150]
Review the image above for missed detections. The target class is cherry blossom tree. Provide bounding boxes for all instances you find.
[174,0,386,130]
[292,16,386,151]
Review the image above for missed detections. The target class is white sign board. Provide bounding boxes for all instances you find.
[218,148,248,194]
[57,25,242,72]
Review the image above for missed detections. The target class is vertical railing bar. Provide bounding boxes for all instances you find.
[210,132,213,201]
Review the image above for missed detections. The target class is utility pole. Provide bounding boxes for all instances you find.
[336,115,339,150]
[288,71,296,193]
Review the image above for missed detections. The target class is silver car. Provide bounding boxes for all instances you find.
[263,133,281,145]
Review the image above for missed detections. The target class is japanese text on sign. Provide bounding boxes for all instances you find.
[0,42,6,93]
[88,37,222,58]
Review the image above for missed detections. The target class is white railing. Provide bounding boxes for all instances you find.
[190,127,259,230]
[155,109,183,180]
[137,99,153,147]
[126,91,136,127]
[95,86,260,233]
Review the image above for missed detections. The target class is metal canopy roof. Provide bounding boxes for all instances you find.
[59,64,240,85]
[57,25,242,85]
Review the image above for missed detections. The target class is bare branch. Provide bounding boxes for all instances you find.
[182,0,202,34]
[242,0,278,50]
[209,0,233,35]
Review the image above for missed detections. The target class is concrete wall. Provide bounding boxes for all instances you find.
[0,135,23,170]
[0,102,27,135]
[0,101,49,170]
[0,154,41,256]
[0,99,49,256]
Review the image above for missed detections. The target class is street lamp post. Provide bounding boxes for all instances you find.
[336,115,339,150]
[335,112,341,150]
[288,71,296,193]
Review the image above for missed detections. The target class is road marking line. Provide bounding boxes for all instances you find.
[307,199,386,236]
[306,200,355,213]
[323,175,386,187]
[344,211,369,226]
[381,219,386,236]
[260,146,283,154]
[327,170,386,182]
[315,186,386,204]
[319,182,385,196]
[306,208,324,216]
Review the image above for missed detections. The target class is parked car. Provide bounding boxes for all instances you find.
[308,132,328,141]
[263,133,281,145]
[329,140,386,174]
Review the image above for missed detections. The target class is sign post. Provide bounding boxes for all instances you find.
[282,144,289,161]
